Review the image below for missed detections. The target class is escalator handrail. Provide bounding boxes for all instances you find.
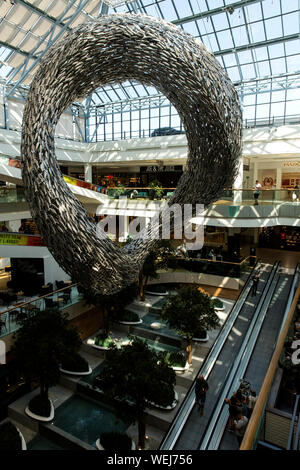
[204,261,280,449]
[159,260,261,450]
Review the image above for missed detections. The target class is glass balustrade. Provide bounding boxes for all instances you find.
[0,284,83,339]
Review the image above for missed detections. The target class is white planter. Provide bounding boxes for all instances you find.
[193,332,209,342]
[150,322,166,330]
[118,319,143,325]
[25,398,54,422]
[146,290,168,296]
[146,391,178,410]
[17,428,27,450]
[211,297,225,311]
[96,438,136,450]
[59,365,92,376]
[172,362,190,371]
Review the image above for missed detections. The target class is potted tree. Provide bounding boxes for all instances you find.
[11,310,84,421]
[84,283,139,348]
[0,421,26,450]
[94,337,176,449]
[96,431,135,450]
[138,239,173,301]
[148,179,163,200]
[160,286,220,364]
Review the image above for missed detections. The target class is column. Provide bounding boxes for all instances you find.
[84,163,92,183]
[233,157,243,204]
[253,161,258,186]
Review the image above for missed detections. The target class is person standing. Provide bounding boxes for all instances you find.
[234,413,248,447]
[293,184,299,202]
[253,180,262,205]
[251,273,259,296]
[247,390,257,418]
[195,374,209,416]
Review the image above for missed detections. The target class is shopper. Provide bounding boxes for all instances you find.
[247,390,257,418]
[195,374,209,416]
[293,185,299,202]
[225,396,239,431]
[234,413,248,447]
[253,180,262,205]
[251,273,259,296]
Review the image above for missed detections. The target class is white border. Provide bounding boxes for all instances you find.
[193,332,209,342]
[25,398,54,422]
[146,391,178,410]
[59,365,92,376]
[96,438,136,450]
[118,319,143,325]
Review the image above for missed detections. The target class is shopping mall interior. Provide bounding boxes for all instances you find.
[0,0,299,454]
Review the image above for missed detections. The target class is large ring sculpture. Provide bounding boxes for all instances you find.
[21,14,242,295]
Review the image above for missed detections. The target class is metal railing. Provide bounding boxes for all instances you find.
[240,264,300,450]
[159,260,260,450]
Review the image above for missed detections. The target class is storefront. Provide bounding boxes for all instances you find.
[92,165,183,188]
[259,226,300,251]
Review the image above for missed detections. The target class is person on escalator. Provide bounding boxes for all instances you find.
[195,375,209,416]
[251,273,259,296]
[234,413,248,447]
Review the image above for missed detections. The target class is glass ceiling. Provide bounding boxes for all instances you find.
[0,0,299,126]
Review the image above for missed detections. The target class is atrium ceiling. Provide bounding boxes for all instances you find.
[0,0,299,127]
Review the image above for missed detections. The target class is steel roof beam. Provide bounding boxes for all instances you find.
[15,0,73,31]
[172,0,261,25]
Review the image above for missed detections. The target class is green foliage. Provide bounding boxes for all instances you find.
[100,432,132,450]
[0,421,22,450]
[160,286,220,341]
[94,334,115,348]
[148,179,163,198]
[95,336,176,419]
[29,394,51,417]
[83,283,139,335]
[61,353,89,373]
[119,310,140,322]
[213,298,224,309]
[159,351,186,368]
[11,309,82,397]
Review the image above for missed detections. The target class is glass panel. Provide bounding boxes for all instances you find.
[215,30,234,49]
[212,13,229,31]
[265,17,283,40]
[270,57,286,74]
[262,0,281,18]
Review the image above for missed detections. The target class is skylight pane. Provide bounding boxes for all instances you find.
[223,53,237,67]
[172,1,193,18]
[183,21,200,37]
[257,61,271,76]
[286,56,300,73]
[245,3,263,22]
[262,0,281,19]
[248,22,266,42]
[238,50,253,65]
[231,26,249,47]
[257,92,270,104]
[197,18,214,35]
[157,0,178,21]
[226,67,241,82]
[270,57,286,74]
[282,12,300,35]
[281,0,299,14]
[270,101,284,117]
[201,34,219,52]
[265,17,283,40]
[268,43,284,59]
[212,13,229,32]
[241,64,256,80]
[216,30,234,49]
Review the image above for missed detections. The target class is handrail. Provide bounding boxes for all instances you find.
[204,262,280,449]
[200,261,280,449]
[170,255,253,267]
[158,260,260,450]
[0,283,79,316]
[240,268,300,450]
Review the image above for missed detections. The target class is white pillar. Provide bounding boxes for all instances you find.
[276,167,282,189]
[233,157,243,204]
[84,163,92,183]
[253,161,258,186]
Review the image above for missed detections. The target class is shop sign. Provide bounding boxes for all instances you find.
[140,165,182,173]
[0,233,45,246]
[283,162,300,167]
